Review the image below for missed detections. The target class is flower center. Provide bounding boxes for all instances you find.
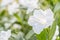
[40,18,47,24]
[35,17,47,25]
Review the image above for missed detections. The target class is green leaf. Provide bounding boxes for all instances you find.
[0,10,5,17]
[48,21,56,40]
[54,3,60,13]
[14,14,22,24]
[36,29,48,40]
[55,12,60,26]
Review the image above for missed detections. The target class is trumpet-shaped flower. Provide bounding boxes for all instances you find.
[7,2,19,15]
[13,24,21,29]
[4,23,11,29]
[19,0,39,14]
[0,30,11,40]
[1,0,14,7]
[19,0,38,8]
[28,8,54,34]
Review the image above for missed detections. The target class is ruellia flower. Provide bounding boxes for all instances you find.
[0,30,11,40]
[18,0,39,14]
[13,24,21,29]
[1,0,14,7]
[7,2,19,15]
[19,0,38,8]
[28,8,54,34]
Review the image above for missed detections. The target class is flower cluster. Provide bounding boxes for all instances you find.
[0,0,59,40]
[0,30,11,40]
[1,0,39,15]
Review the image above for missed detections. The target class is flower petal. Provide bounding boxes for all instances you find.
[33,25,44,34]
[44,8,54,17]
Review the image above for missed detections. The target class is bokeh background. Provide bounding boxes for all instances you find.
[0,0,60,40]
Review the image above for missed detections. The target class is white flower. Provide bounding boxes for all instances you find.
[0,0,14,12]
[19,0,38,8]
[26,8,34,14]
[4,23,12,29]
[9,17,17,23]
[28,8,54,34]
[13,24,21,29]
[19,0,39,14]
[52,25,59,40]
[0,30,11,40]
[7,2,19,15]
[1,0,14,7]
[2,17,8,22]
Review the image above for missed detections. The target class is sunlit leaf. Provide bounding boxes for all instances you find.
[14,13,22,24]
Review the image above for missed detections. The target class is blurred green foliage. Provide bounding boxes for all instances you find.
[0,0,60,40]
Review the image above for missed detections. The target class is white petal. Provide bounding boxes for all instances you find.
[44,8,54,27]
[32,25,44,34]
[0,30,11,40]
[44,8,54,17]
[19,0,27,7]
[28,16,46,34]
[1,0,14,7]
[26,8,34,14]
[6,30,11,38]
[4,23,11,29]
[8,2,19,15]
[13,24,21,29]
[28,16,35,26]
[33,9,44,18]
[19,0,38,8]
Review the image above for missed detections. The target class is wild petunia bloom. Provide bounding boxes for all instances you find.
[18,0,39,14]
[7,2,19,15]
[1,0,14,7]
[0,0,14,12]
[19,0,38,8]
[4,23,11,29]
[28,8,54,34]
[0,30,11,40]
[13,24,21,29]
